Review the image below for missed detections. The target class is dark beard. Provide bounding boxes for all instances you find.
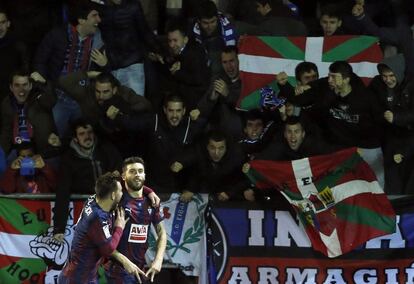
[126,178,143,191]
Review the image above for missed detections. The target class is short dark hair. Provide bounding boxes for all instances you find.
[163,93,185,108]
[95,171,121,199]
[320,4,342,20]
[206,129,227,144]
[71,117,94,137]
[295,62,319,81]
[122,156,145,173]
[284,116,304,131]
[95,72,120,88]
[255,0,272,6]
[197,1,218,20]
[67,0,100,27]
[15,141,35,154]
[9,70,31,85]
[166,20,188,37]
[0,7,9,19]
[222,45,238,56]
[243,109,264,127]
[329,61,353,79]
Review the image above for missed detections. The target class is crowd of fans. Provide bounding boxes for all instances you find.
[0,0,414,221]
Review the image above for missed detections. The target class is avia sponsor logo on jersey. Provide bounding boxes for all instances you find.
[128,224,148,243]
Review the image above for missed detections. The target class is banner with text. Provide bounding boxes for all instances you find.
[208,199,414,284]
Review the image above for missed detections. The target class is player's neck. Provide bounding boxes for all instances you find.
[126,187,143,199]
[96,197,113,212]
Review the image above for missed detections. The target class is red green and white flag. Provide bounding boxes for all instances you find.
[245,147,396,257]
[0,197,85,283]
[238,35,383,110]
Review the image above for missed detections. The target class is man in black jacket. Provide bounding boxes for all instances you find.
[369,54,414,194]
[278,61,385,187]
[99,0,161,96]
[52,118,122,241]
[0,70,57,156]
[172,130,247,202]
[113,94,206,193]
[153,22,210,111]
[33,0,107,138]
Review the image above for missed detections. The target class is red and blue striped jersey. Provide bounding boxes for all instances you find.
[59,196,123,283]
[105,188,163,281]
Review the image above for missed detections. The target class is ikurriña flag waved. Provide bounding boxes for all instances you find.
[238,35,383,110]
[244,147,396,257]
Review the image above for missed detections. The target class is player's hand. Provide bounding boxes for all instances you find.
[170,161,183,173]
[148,192,160,208]
[243,189,255,202]
[145,258,162,282]
[114,207,128,229]
[276,72,288,85]
[217,192,230,201]
[53,233,65,243]
[180,190,194,202]
[123,258,146,283]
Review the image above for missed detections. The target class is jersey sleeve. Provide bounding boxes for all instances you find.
[88,216,123,258]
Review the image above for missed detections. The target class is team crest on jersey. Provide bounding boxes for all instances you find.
[148,208,153,215]
[128,224,148,243]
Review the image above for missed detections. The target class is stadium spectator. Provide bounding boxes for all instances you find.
[254,0,307,36]
[239,109,279,161]
[198,45,243,140]
[191,0,237,74]
[112,94,206,193]
[33,0,107,138]
[52,118,122,241]
[57,70,152,154]
[255,116,335,161]
[369,54,414,194]
[153,22,210,111]
[171,130,246,202]
[0,70,57,156]
[0,142,57,194]
[99,0,162,96]
[0,8,29,102]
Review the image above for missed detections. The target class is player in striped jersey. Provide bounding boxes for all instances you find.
[105,157,167,283]
[58,171,131,283]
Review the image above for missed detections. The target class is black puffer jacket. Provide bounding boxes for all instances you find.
[53,139,122,234]
[99,0,160,69]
